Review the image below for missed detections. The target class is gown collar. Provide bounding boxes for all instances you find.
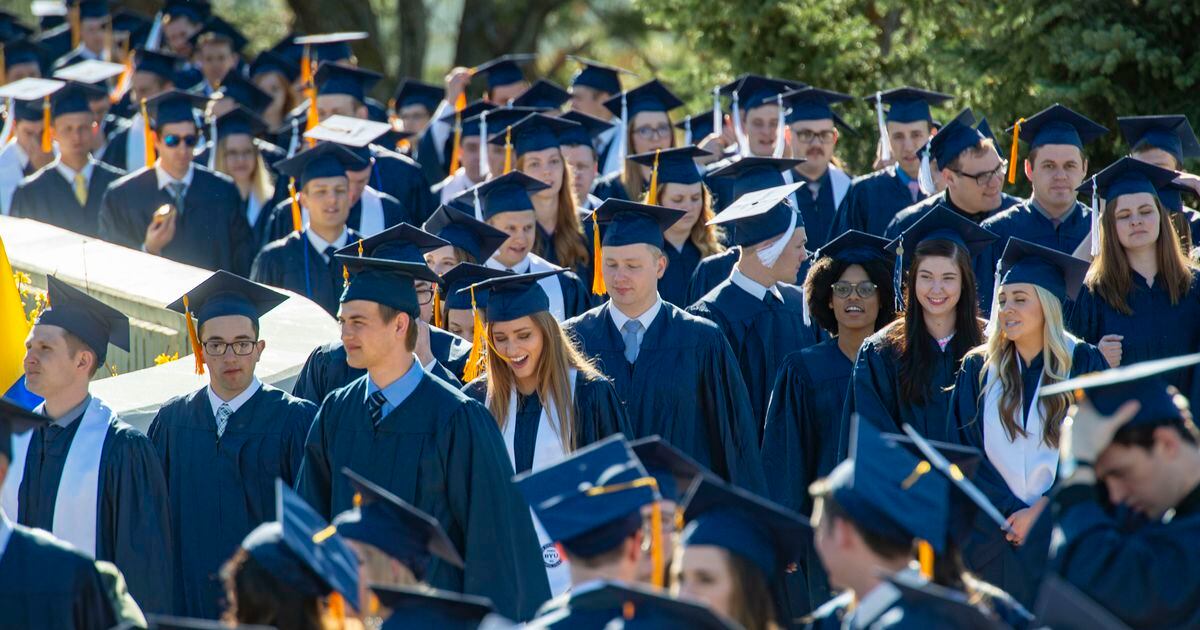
[207,376,263,417]
[730,269,784,302]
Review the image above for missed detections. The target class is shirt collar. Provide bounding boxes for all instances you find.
[366,358,426,409]
[0,509,11,561]
[609,295,663,332]
[155,161,195,190]
[306,227,350,257]
[852,568,922,629]
[894,164,914,185]
[730,268,783,302]
[207,376,262,416]
[1028,198,1080,223]
[486,254,531,274]
[54,157,96,184]
[36,394,93,428]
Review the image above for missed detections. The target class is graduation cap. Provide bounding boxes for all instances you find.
[568,56,633,95]
[1013,103,1109,150]
[1033,575,1133,630]
[487,112,578,156]
[1080,156,1179,204]
[707,181,805,249]
[627,146,709,187]
[143,89,205,129]
[1040,352,1200,429]
[511,78,570,110]
[241,480,360,612]
[30,1,68,20]
[439,99,494,138]
[50,81,104,119]
[133,49,182,83]
[422,204,510,262]
[314,62,381,104]
[35,275,130,364]
[0,397,49,463]
[472,53,535,91]
[249,50,299,83]
[53,59,124,84]
[781,86,853,128]
[2,39,45,72]
[76,0,110,19]
[885,572,1008,630]
[457,170,548,221]
[111,9,150,35]
[1118,115,1200,163]
[720,74,804,112]
[373,586,496,630]
[513,434,661,561]
[275,142,369,187]
[591,199,685,250]
[996,237,1090,302]
[926,108,988,168]
[336,255,439,318]
[675,111,718,145]
[143,615,274,630]
[678,476,811,585]
[210,106,268,141]
[886,202,997,258]
[867,86,953,124]
[441,263,512,311]
[333,222,448,266]
[304,114,389,149]
[814,229,894,265]
[1156,179,1193,214]
[165,270,286,374]
[332,468,463,576]
[214,72,273,115]
[294,32,367,64]
[629,436,708,504]
[391,78,443,112]
[603,79,683,119]
[559,110,613,147]
[0,77,64,122]
[706,156,803,201]
[190,15,247,52]
[465,269,563,323]
[162,0,212,23]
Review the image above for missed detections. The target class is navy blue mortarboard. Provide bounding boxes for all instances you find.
[707,181,805,247]
[0,77,63,122]
[241,480,360,612]
[467,269,563,322]
[334,222,448,266]
[166,269,286,328]
[1041,353,1200,429]
[627,146,709,186]
[215,72,273,115]
[1119,115,1200,163]
[592,199,685,249]
[0,397,49,463]
[559,110,613,147]
[314,62,381,104]
[211,106,267,141]
[294,32,367,64]
[818,416,950,552]
[111,9,149,35]
[1157,180,1193,214]
[468,106,545,147]
[332,468,463,576]
[1079,156,1180,203]
[514,434,659,556]
[926,108,990,167]
[1015,103,1108,150]
[868,86,953,124]
[603,79,684,118]
[163,0,211,23]
[583,582,738,630]
[36,275,130,364]
[1034,575,1133,630]
[441,263,511,311]
[815,229,894,265]
[568,56,632,95]
[374,586,496,630]
[50,81,103,118]
[472,53,535,91]
[706,156,803,200]
[886,573,1008,630]
[3,39,44,71]
[781,86,853,128]
[439,99,494,137]
[77,0,109,19]
[459,171,548,220]
[53,59,124,84]
[512,78,570,110]
[487,112,578,155]
[887,202,998,258]
[133,49,181,82]
[249,50,299,83]
[675,111,717,145]
[997,237,1090,302]
[679,476,810,582]
[275,142,369,187]
[336,255,438,317]
[144,89,205,129]
[630,436,708,503]
[422,204,510,262]
[190,16,247,52]
[391,78,443,112]
[721,74,804,112]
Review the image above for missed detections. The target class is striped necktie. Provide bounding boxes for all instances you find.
[368,390,387,428]
[215,403,232,438]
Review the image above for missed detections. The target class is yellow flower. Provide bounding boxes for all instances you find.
[154,352,180,365]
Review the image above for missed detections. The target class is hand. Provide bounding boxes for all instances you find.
[1173,172,1200,196]
[1098,334,1124,368]
[1004,498,1047,545]
[413,319,434,367]
[873,139,895,171]
[143,205,176,256]
[1061,397,1140,466]
[444,67,472,103]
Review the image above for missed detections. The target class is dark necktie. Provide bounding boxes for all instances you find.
[167,181,186,213]
[368,390,387,428]
[323,246,337,267]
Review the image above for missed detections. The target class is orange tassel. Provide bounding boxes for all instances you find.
[1007,117,1024,184]
[182,295,205,375]
[40,97,52,154]
[342,264,349,287]
[305,89,320,148]
[448,110,464,174]
[140,98,156,167]
[69,5,81,49]
[0,45,6,87]
[328,592,346,623]
[645,148,661,205]
[503,127,513,174]
[917,539,934,579]
[591,211,606,295]
[301,46,319,148]
[357,239,364,256]
[649,500,664,588]
[433,288,444,328]
[289,179,303,233]
[463,288,485,382]
[111,56,133,105]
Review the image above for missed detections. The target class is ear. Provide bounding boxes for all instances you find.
[1023,158,1034,181]
[655,253,668,279]
[356,104,369,120]
[1154,425,1182,458]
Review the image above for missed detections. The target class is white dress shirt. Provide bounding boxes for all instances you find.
[609,296,662,348]
[207,376,263,417]
[730,269,784,302]
[306,228,350,263]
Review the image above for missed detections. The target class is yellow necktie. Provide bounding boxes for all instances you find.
[73,173,88,206]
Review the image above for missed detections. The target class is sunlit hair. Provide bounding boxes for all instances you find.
[516,152,589,271]
[968,285,1073,447]
[214,136,275,204]
[1085,195,1195,314]
[646,182,725,257]
[484,311,601,453]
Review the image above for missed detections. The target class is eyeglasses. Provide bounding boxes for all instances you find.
[794,129,837,145]
[951,159,1008,186]
[416,287,434,306]
[633,124,672,140]
[163,134,200,148]
[203,340,258,356]
[831,281,877,299]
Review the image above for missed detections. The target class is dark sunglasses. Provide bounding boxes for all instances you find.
[162,134,200,148]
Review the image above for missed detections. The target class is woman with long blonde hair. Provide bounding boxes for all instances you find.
[212,108,277,248]
[950,238,1105,602]
[460,270,630,597]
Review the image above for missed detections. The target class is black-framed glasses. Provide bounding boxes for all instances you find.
[831,281,877,299]
[794,129,837,145]
[416,287,434,306]
[952,159,1008,186]
[163,134,200,148]
[633,124,672,140]
[203,340,258,356]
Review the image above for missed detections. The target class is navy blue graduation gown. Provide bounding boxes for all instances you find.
[1070,269,1200,404]
[832,165,923,237]
[979,199,1092,305]
[250,229,361,318]
[369,146,438,223]
[564,302,767,493]
[295,372,551,620]
[414,127,451,186]
[950,343,1106,604]
[148,384,316,618]
[882,190,1019,241]
[792,169,840,250]
[686,279,823,430]
[0,523,117,630]
[17,413,174,614]
[96,166,255,276]
[290,334,471,406]
[685,248,807,308]
[11,160,126,238]
[259,189,416,246]
[590,170,630,202]
[528,591,634,629]
[98,125,131,171]
[1050,481,1200,628]
[660,239,706,307]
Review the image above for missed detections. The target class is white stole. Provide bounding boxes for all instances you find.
[358,187,386,236]
[490,369,578,597]
[3,397,113,557]
[125,112,145,171]
[982,336,1077,507]
[829,165,851,209]
[0,140,27,214]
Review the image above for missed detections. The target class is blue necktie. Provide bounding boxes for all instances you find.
[621,319,643,364]
[368,390,387,427]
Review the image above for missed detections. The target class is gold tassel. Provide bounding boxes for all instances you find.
[342,265,349,287]
[182,295,205,375]
[69,5,81,49]
[0,45,6,87]
[463,287,485,382]
[41,97,52,153]
[140,98,156,167]
[302,46,319,147]
[645,149,661,205]
[503,127,513,174]
[433,288,444,328]
[1007,117,1024,184]
[289,178,302,233]
[623,601,635,620]
[591,210,606,295]
[917,539,934,579]
[328,592,346,624]
[357,239,364,256]
[448,92,467,173]
[649,500,664,588]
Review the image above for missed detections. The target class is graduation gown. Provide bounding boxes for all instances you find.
[686,279,823,429]
[950,343,1106,604]
[564,302,767,493]
[97,166,255,276]
[0,521,118,630]
[250,229,362,318]
[1069,269,1200,404]
[10,160,126,238]
[369,145,438,223]
[415,126,451,185]
[259,188,417,246]
[832,165,924,237]
[792,168,844,250]
[590,170,630,203]
[16,401,174,614]
[148,384,316,619]
[979,199,1092,306]
[295,371,552,621]
[882,190,1019,241]
[660,238,706,307]
[290,334,472,406]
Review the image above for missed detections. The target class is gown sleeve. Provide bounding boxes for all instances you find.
[838,339,897,459]
[761,357,811,512]
[282,400,319,484]
[291,345,331,405]
[697,332,768,494]
[294,407,335,519]
[574,374,632,446]
[76,560,120,630]
[1066,287,1100,343]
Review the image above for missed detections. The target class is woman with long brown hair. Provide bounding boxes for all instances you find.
[460,270,629,597]
[592,80,683,203]
[1071,158,1200,404]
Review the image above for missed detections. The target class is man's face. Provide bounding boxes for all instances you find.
[54,112,96,160]
[155,121,198,172]
[764,226,808,282]
[398,104,431,135]
[790,118,838,172]
[132,72,168,104]
[1097,433,1181,520]
[300,176,351,231]
[14,120,46,156]
[24,325,89,397]
[460,137,481,181]
[602,244,664,311]
[198,42,238,87]
[487,81,529,106]
[80,17,109,53]
[345,165,371,205]
[163,17,200,57]
[1025,144,1086,210]
[338,300,406,370]
[200,315,262,395]
[569,85,610,120]
[316,94,363,122]
[561,144,597,203]
[945,146,1005,214]
[6,62,40,82]
[887,120,932,177]
[744,104,781,157]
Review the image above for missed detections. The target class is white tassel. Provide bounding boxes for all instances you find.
[617,92,628,164]
[473,188,483,222]
[0,98,14,146]
[875,91,892,163]
[683,119,692,146]
[286,118,300,158]
[712,86,722,139]
[802,286,812,326]
[207,116,217,170]
[732,92,748,158]
[984,261,1002,338]
[1090,183,1100,256]
[479,109,491,180]
[917,146,935,195]
[772,94,786,159]
[756,204,797,268]
[145,12,164,52]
